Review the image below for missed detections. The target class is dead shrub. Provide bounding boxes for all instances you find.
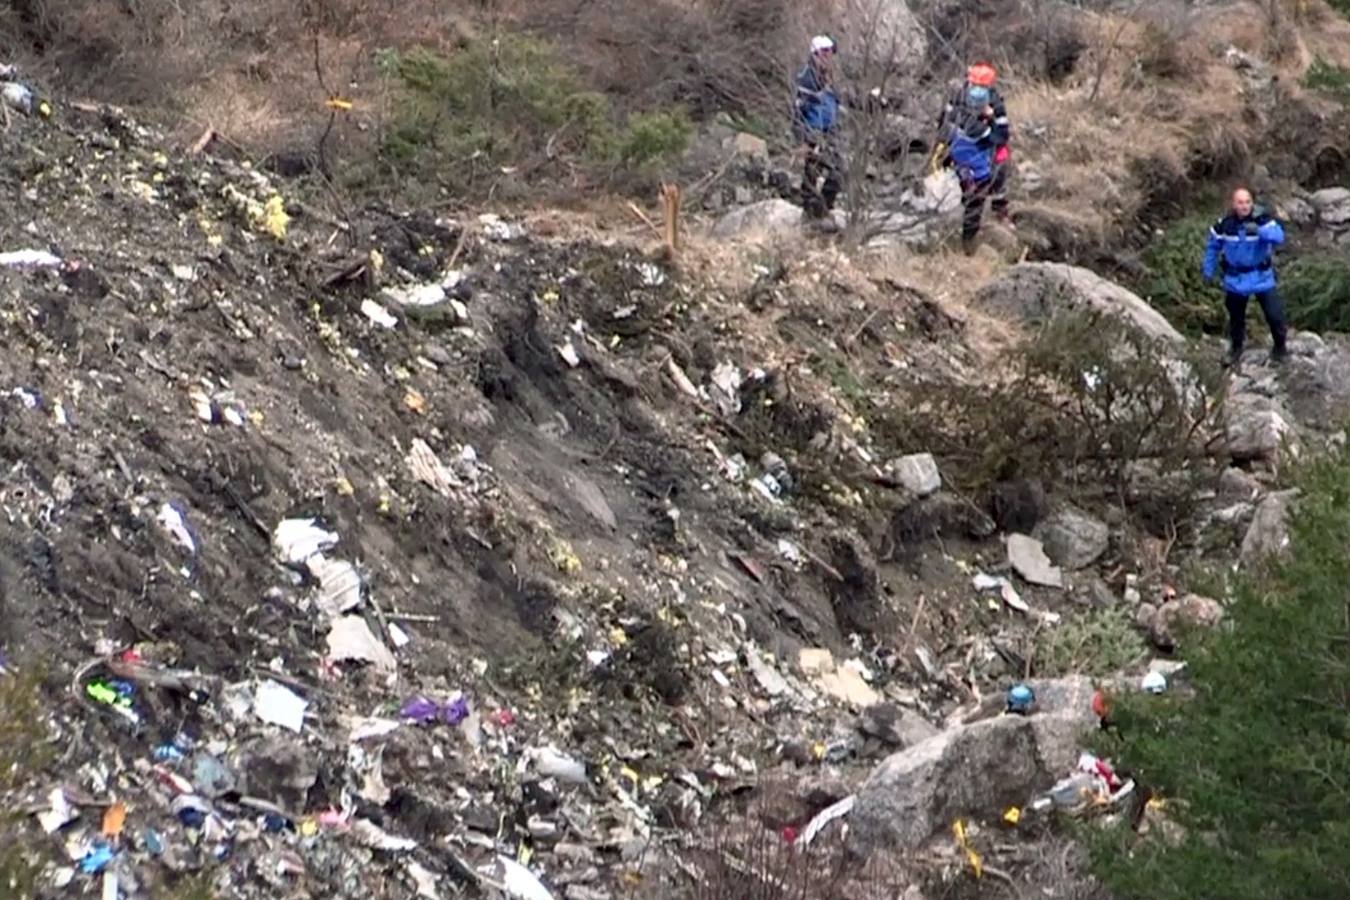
[1135,15,1208,81]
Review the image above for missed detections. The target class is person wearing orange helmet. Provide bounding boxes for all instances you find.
[937,62,1014,252]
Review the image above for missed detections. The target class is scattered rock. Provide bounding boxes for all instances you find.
[976,262,1184,344]
[1224,395,1295,462]
[729,132,769,161]
[834,0,928,68]
[1032,506,1109,570]
[798,648,880,708]
[991,478,1046,534]
[1217,466,1262,500]
[1240,488,1298,568]
[857,703,939,750]
[889,453,941,497]
[1136,594,1224,650]
[1310,187,1350,228]
[851,677,1097,851]
[1006,533,1064,588]
[711,199,803,241]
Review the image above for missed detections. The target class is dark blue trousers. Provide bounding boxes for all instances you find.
[1226,289,1287,353]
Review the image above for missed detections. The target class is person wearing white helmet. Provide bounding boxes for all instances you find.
[794,35,843,219]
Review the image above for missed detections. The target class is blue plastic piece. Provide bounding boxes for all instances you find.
[79,844,115,874]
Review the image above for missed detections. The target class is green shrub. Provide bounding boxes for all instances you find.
[370,35,690,198]
[1303,57,1350,102]
[877,311,1223,505]
[1137,213,1225,335]
[1088,447,1350,899]
[1284,251,1350,333]
[1037,607,1148,677]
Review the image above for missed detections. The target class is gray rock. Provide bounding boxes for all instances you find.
[1281,195,1316,228]
[1032,506,1109,570]
[728,131,769,161]
[1311,187,1350,228]
[834,0,927,69]
[1217,466,1262,500]
[1007,533,1064,588]
[976,262,1184,344]
[236,735,320,807]
[711,199,803,241]
[857,702,940,749]
[890,453,941,497]
[1240,488,1298,567]
[852,677,1097,851]
[1136,593,1224,650]
[1224,394,1296,462]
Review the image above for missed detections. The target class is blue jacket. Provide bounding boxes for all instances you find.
[1204,210,1284,296]
[795,62,839,141]
[947,118,994,183]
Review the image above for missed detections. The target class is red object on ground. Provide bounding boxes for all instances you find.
[1092,689,1110,720]
[781,826,799,844]
[994,145,1011,165]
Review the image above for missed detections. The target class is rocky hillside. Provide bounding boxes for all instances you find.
[2,2,1350,899]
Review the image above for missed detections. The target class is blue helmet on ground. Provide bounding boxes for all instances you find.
[1007,683,1036,714]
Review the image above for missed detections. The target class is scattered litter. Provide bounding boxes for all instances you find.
[37,787,77,833]
[0,248,62,269]
[480,214,523,242]
[798,648,879,707]
[273,519,338,566]
[101,803,126,838]
[407,861,441,899]
[307,555,363,617]
[361,299,398,328]
[1003,806,1021,825]
[499,855,556,900]
[79,844,116,875]
[527,746,588,785]
[384,283,446,308]
[157,502,197,554]
[744,647,789,697]
[557,341,581,368]
[351,818,417,852]
[2,81,50,118]
[170,263,196,282]
[10,387,40,409]
[407,438,459,497]
[253,681,308,733]
[327,616,397,672]
[796,794,855,847]
[347,716,402,742]
[776,539,803,565]
[401,694,470,726]
[952,819,983,878]
[709,362,742,416]
[1006,683,1035,715]
[388,622,411,648]
[1141,671,1167,694]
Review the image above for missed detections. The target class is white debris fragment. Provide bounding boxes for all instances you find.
[384,284,446,308]
[326,615,397,672]
[407,438,460,497]
[36,788,77,834]
[170,263,197,282]
[407,861,441,899]
[272,519,338,565]
[351,818,417,852]
[361,299,399,328]
[498,856,556,900]
[744,646,789,697]
[635,261,666,287]
[157,502,197,554]
[557,341,581,368]
[346,716,402,742]
[11,388,39,409]
[307,555,363,617]
[709,362,743,416]
[388,622,411,648]
[0,249,62,269]
[776,538,803,565]
[527,746,588,785]
[796,794,855,847]
[253,681,308,733]
[479,214,523,242]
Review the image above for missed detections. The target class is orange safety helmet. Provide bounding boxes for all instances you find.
[967,63,998,88]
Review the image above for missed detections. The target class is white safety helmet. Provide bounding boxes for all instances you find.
[810,35,837,56]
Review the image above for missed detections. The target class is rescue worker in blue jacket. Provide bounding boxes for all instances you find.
[946,110,997,255]
[1203,187,1288,366]
[794,35,843,219]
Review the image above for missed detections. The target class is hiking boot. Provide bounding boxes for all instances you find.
[961,234,977,256]
[1221,347,1243,369]
[1269,346,1289,366]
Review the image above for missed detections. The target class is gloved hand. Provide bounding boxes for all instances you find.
[1244,221,1260,236]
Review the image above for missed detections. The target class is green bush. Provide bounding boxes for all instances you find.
[1303,57,1350,103]
[1088,448,1350,899]
[1037,607,1148,677]
[371,36,691,197]
[877,311,1222,505]
[1137,213,1225,335]
[1284,251,1350,333]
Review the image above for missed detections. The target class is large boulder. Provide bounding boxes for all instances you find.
[1032,506,1110,570]
[711,199,803,241]
[834,0,927,69]
[851,677,1096,851]
[1224,392,1296,462]
[976,262,1184,344]
[1240,488,1298,568]
[1310,187,1350,229]
[1136,593,1224,650]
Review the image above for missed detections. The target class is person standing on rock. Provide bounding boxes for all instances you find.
[794,35,843,220]
[937,63,1014,253]
[1204,187,1288,367]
